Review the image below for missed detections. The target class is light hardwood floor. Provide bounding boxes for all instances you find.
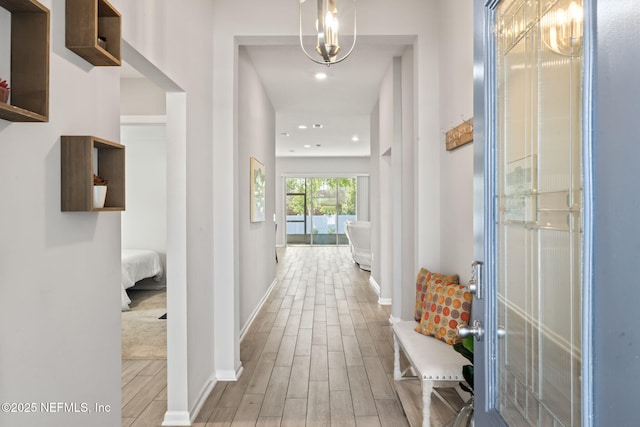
[122,246,461,426]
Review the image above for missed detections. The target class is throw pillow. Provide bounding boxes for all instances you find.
[415,280,472,345]
[414,268,460,321]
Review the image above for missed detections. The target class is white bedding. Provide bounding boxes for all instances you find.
[121,249,164,311]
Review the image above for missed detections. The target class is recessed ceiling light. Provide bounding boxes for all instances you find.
[304,144,311,148]
[352,135,360,142]
[298,125,307,129]
[313,124,323,129]
[315,72,327,80]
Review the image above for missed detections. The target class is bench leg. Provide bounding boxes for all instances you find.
[394,335,402,381]
[421,379,433,427]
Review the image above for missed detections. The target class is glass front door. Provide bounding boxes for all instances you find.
[477,0,585,425]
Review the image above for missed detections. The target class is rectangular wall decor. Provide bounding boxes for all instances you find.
[250,156,266,222]
[445,118,474,151]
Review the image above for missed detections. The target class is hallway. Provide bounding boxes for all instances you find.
[123,246,457,426]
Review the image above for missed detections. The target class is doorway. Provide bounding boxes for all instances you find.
[285,177,357,245]
[119,40,190,425]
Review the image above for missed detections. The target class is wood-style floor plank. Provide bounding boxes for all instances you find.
[347,365,378,417]
[330,389,357,427]
[343,335,364,367]
[123,246,458,427]
[122,375,153,407]
[122,367,167,418]
[374,398,410,427]
[310,345,329,381]
[275,334,297,367]
[327,325,344,352]
[295,328,313,357]
[259,366,291,417]
[282,398,307,427]
[328,351,350,392]
[363,356,396,400]
[231,393,264,426]
[287,356,311,399]
[355,416,383,427]
[307,380,331,427]
[129,400,167,427]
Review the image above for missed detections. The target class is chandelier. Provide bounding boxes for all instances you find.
[542,1,583,57]
[298,0,357,66]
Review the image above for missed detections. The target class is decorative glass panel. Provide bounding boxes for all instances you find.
[495,0,583,425]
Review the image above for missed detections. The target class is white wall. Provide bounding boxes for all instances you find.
[106,0,217,422]
[120,79,168,271]
[369,102,382,297]
[0,0,217,423]
[120,78,166,116]
[275,156,370,246]
[375,64,394,305]
[400,49,417,320]
[437,0,474,284]
[120,124,167,269]
[0,1,122,425]
[238,47,277,332]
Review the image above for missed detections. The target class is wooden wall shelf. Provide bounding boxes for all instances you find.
[61,135,125,212]
[65,0,121,66]
[0,0,50,122]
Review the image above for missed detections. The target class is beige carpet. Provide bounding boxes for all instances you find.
[121,289,166,359]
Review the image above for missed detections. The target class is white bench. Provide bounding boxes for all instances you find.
[393,320,469,427]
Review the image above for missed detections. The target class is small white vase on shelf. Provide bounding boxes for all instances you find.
[93,185,107,209]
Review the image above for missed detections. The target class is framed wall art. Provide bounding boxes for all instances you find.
[250,156,266,222]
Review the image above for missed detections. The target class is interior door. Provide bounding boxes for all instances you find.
[474,0,584,425]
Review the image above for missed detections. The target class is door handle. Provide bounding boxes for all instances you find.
[497,325,506,338]
[468,261,483,299]
[457,320,485,341]
[468,278,478,295]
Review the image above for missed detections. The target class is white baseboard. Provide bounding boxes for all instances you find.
[189,375,218,423]
[216,364,244,381]
[162,373,220,426]
[240,278,278,343]
[369,276,381,296]
[162,411,191,426]
[369,277,391,305]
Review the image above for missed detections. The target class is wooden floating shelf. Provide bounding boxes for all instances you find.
[61,135,126,212]
[0,0,50,123]
[0,101,48,122]
[65,0,122,66]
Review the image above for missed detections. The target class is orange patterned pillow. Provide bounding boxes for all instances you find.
[414,268,460,321]
[415,280,472,345]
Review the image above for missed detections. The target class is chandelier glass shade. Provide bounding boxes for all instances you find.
[541,0,583,57]
[299,0,357,66]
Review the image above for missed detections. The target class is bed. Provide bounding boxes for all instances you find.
[121,249,164,311]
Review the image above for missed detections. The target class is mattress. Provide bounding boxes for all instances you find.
[121,249,164,311]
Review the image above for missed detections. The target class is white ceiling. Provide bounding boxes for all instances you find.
[244,41,408,157]
[122,38,409,158]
